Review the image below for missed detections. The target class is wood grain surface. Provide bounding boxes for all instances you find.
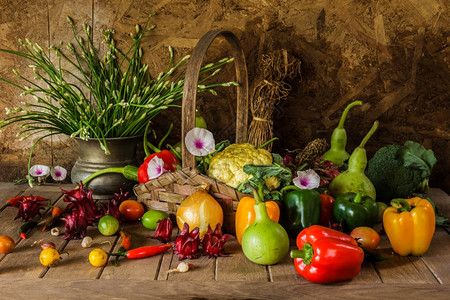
[0,183,449,298]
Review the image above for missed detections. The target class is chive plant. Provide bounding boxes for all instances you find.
[0,13,235,160]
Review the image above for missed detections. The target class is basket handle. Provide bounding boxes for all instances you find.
[181,30,248,169]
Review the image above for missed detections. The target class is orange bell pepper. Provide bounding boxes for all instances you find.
[383,197,435,256]
[235,196,280,244]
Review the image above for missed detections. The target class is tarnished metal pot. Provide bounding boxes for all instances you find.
[71,136,140,198]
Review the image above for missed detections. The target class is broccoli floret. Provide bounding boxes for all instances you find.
[365,142,436,203]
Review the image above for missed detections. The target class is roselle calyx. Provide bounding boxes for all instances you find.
[61,183,104,240]
[174,223,200,260]
[151,218,173,243]
[14,195,45,222]
[201,223,233,257]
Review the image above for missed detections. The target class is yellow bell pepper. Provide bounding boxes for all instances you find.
[383,197,435,256]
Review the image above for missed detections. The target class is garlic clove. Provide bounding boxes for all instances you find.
[81,236,93,248]
[50,227,61,236]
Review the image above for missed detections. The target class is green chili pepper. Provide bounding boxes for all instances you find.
[281,186,321,235]
[323,100,362,166]
[333,192,378,232]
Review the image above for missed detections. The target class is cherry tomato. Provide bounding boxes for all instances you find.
[350,226,381,251]
[98,215,119,236]
[0,236,15,254]
[141,210,169,230]
[39,248,60,267]
[89,248,108,267]
[119,200,145,221]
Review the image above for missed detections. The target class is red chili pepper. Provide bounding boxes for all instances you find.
[109,244,172,260]
[42,206,64,231]
[319,194,335,227]
[6,195,47,207]
[137,150,179,183]
[290,225,364,284]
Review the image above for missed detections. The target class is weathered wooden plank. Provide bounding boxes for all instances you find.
[268,244,302,283]
[45,226,117,279]
[216,238,268,281]
[0,183,28,207]
[1,280,450,299]
[100,221,165,280]
[374,234,439,284]
[421,229,450,284]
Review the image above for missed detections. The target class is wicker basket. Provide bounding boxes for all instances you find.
[134,30,249,233]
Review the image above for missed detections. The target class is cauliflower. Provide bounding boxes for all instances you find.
[207,143,276,189]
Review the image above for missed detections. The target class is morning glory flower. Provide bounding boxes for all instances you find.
[293,169,320,190]
[185,127,215,157]
[51,166,67,182]
[146,156,167,180]
[29,164,50,184]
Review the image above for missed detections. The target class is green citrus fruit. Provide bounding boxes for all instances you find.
[141,210,169,230]
[98,215,119,236]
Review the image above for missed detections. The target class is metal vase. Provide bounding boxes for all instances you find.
[71,136,140,198]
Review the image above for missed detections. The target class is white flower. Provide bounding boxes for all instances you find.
[51,166,67,182]
[146,156,167,180]
[184,127,215,157]
[29,165,50,177]
[29,164,50,184]
[292,169,320,190]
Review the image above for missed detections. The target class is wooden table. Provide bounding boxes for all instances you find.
[0,183,449,299]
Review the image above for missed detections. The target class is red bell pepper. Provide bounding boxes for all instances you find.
[319,194,335,227]
[290,225,364,284]
[137,150,179,183]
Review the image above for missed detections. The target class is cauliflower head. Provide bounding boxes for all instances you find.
[207,143,276,189]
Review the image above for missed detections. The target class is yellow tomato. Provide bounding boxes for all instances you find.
[176,190,223,238]
[39,248,60,267]
[89,248,108,267]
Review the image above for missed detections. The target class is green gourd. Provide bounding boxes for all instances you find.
[328,121,378,200]
[323,100,363,166]
[242,185,290,265]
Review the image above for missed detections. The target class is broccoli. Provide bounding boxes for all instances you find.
[365,141,437,203]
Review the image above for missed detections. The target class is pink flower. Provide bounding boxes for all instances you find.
[51,166,67,182]
[146,156,167,180]
[185,127,215,157]
[293,169,320,190]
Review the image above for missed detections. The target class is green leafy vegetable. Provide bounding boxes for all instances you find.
[237,163,293,200]
[400,141,437,178]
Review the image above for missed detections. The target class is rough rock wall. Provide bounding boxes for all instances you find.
[0,0,448,193]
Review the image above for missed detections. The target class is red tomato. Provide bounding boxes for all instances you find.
[350,227,381,251]
[0,235,15,254]
[119,200,145,221]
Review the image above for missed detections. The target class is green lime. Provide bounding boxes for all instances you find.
[98,215,119,236]
[141,210,169,230]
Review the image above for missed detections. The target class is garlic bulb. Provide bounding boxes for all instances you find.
[81,236,93,248]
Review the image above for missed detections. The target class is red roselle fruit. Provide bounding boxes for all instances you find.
[201,223,233,257]
[151,218,173,243]
[174,223,200,260]
[14,196,45,222]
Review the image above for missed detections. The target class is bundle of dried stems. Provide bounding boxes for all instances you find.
[248,49,301,151]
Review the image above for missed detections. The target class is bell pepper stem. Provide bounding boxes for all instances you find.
[290,243,314,265]
[390,198,412,213]
[337,101,363,129]
[353,192,363,204]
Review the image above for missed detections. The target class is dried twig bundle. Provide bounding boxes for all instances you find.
[248,50,301,151]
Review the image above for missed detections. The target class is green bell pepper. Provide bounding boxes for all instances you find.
[333,192,378,232]
[281,186,321,235]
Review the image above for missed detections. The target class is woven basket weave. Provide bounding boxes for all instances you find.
[134,30,249,233]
